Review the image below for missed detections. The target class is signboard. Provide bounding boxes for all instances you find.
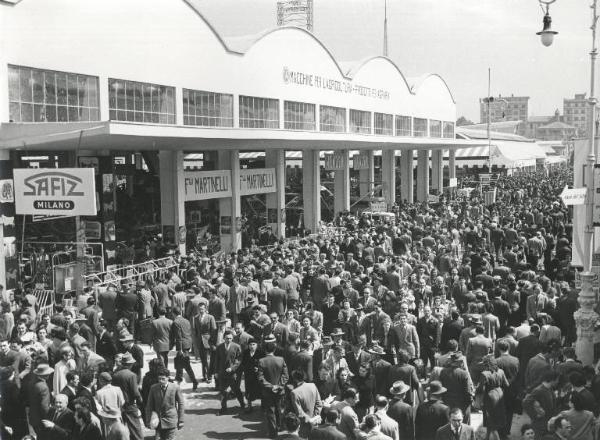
[353,154,370,170]
[324,154,345,171]
[479,173,491,185]
[594,165,600,226]
[13,168,96,216]
[0,179,14,203]
[220,216,232,234]
[84,221,101,240]
[448,178,458,188]
[239,168,276,196]
[427,194,439,203]
[560,185,587,206]
[370,201,387,212]
[184,170,232,201]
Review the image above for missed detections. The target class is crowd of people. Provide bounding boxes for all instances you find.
[0,166,589,440]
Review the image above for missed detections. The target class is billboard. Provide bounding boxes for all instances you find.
[239,168,276,196]
[184,170,232,201]
[13,168,97,216]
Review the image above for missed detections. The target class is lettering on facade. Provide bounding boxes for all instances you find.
[240,168,276,195]
[353,154,370,170]
[324,154,345,171]
[283,66,390,100]
[184,170,232,201]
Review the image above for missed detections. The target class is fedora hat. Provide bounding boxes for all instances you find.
[121,352,136,365]
[367,344,385,355]
[470,315,483,325]
[264,334,277,343]
[33,363,54,376]
[330,328,345,337]
[427,380,447,395]
[389,380,410,396]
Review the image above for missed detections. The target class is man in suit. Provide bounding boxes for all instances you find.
[440,310,464,350]
[330,388,360,440]
[112,352,144,440]
[120,334,144,383]
[268,280,288,318]
[346,337,371,377]
[435,408,475,440]
[98,284,118,330]
[390,313,420,359]
[214,329,245,414]
[308,409,345,440]
[144,368,184,440]
[258,337,289,438]
[439,353,474,424]
[415,381,450,440]
[193,302,216,382]
[40,393,75,440]
[229,276,248,326]
[386,382,412,440]
[369,344,392,397]
[495,339,519,438]
[60,371,79,410]
[80,296,101,351]
[151,307,173,368]
[290,340,314,383]
[25,363,53,437]
[171,306,198,390]
[310,268,331,311]
[374,396,399,440]
[543,416,573,440]
[290,369,323,438]
[523,371,560,439]
[96,319,117,369]
[465,325,492,381]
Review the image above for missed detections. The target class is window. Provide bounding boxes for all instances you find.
[413,117,428,137]
[8,65,99,123]
[395,115,412,136]
[374,113,393,135]
[443,121,455,138]
[429,120,442,138]
[284,101,315,130]
[320,105,346,132]
[239,96,279,129]
[183,89,233,127]
[108,79,175,124]
[349,109,371,134]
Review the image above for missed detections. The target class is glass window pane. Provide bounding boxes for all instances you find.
[9,102,20,122]
[32,71,44,103]
[67,74,78,106]
[8,67,20,102]
[21,103,33,121]
[57,74,68,105]
[125,82,134,111]
[68,106,79,122]
[34,104,45,122]
[20,68,32,102]
[46,105,57,122]
[44,72,56,105]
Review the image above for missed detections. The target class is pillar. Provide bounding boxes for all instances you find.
[449,149,456,180]
[159,151,186,255]
[0,150,14,296]
[431,149,443,193]
[382,150,396,208]
[358,150,375,198]
[400,149,414,203]
[416,149,430,202]
[218,150,241,252]
[302,150,321,234]
[333,150,350,215]
[265,149,286,238]
[574,272,599,365]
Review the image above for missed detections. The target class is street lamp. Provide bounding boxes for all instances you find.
[536,0,558,47]
[538,0,600,365]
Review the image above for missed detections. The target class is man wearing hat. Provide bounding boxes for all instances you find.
[257,335,288,438]
[120,333,144,383]
[415,381,449,440]
[26,363,53,437]
[368,344,392,397]
[386,381,412,440]
[115,281,138,336]
[438,352,474,425]
[112,352,144,440]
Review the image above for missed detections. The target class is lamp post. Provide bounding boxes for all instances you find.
[538,0,599,365]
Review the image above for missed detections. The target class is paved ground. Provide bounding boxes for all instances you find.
[137,344,529,439]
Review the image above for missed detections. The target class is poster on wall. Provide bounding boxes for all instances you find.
[0,179,14,203]
[13,168,97,216]
[104,221,116,242]
[178,226,187,244]
[220,216,232,234]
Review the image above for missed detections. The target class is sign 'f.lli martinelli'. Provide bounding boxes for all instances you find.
[13,168,97,217]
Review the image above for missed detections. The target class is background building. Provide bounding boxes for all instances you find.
[277,0,313,31]
[479,94,529,123]
[563,93,590,137]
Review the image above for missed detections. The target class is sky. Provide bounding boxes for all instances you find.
[193,0,594,123]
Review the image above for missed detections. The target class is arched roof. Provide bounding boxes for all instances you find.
[183,0,453,101]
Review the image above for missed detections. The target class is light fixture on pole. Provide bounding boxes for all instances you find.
[537,0,558,47]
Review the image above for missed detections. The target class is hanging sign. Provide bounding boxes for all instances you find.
[13,168,96,216]
[184,170,232,201]
[239,168,276,196]
[324,154,345,171]
[353,154,370,170]
[0,179,14,203]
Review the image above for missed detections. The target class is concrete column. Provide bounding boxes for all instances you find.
[265,149,286,238]
[431,149,443,193]
[574,272,599,365]
[159,150,186,255]
[218,150,242,252]
[358,150,375,198]
[333,150,350,215]
[416,149,430,202]
[99,76,110,121]
[381,150,396,208]
[302,150,321,234]
[449,149,457,179]
[400,149,414,203]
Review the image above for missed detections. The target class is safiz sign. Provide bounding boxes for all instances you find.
[14,168,97,216]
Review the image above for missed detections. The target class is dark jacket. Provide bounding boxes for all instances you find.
[415,399,449,440]
[435,423,475,440]
[144,381,184,429]
[387,398,414,440]
[290,350,314,383]
[43,408,76,440]
[171,315,193,351]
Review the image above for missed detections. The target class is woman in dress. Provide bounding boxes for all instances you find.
[478,355,509,440]
[240,337,264,412]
